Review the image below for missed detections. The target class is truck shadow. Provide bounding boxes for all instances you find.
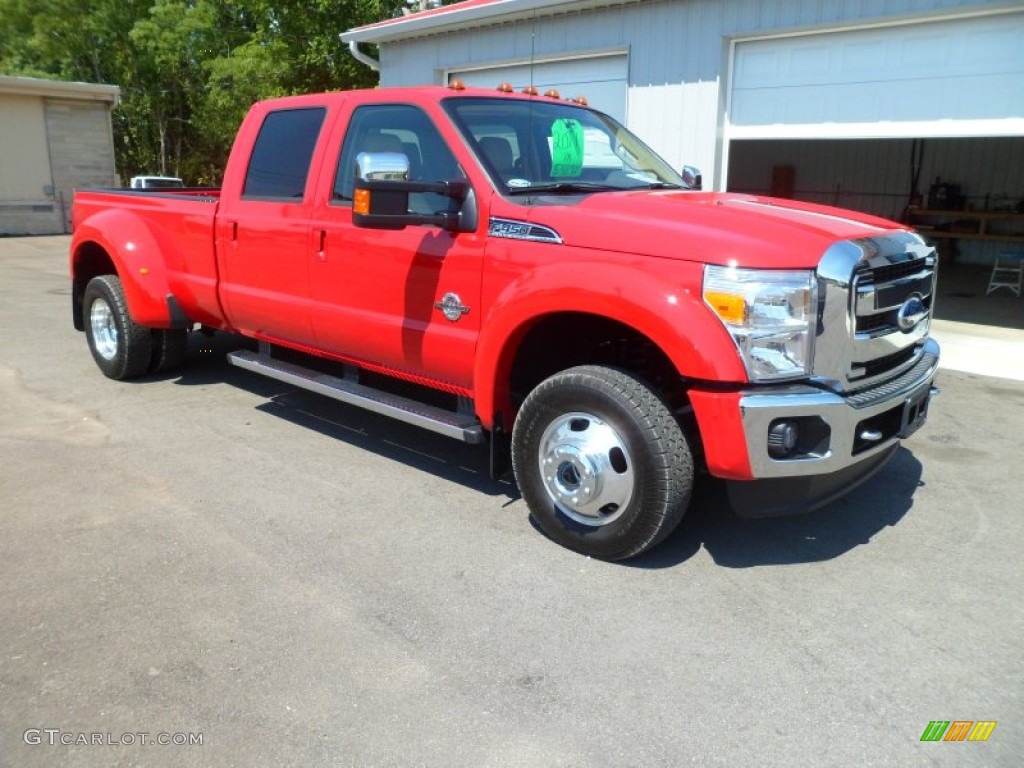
[166,333,924,569]
[167,332,514,499]
[255,391,517,499]
[628,448,923,570]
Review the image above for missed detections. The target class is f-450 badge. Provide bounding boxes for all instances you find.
[434,292,470,322]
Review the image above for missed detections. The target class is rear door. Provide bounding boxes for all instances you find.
[307,102,485,392]
[216,105,330,344]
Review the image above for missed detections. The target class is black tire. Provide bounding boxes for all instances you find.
[82,275,152,380]
[511,365,693,560]
[149,328,189,374]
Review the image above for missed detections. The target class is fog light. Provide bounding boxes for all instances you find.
[767,420,799,459]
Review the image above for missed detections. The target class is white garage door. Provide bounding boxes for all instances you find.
[730,12,1024,140]
[450,54,628,124]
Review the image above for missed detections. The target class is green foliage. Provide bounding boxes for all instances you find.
[0,0,408,185]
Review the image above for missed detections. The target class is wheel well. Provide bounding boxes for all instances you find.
[506,313,685,415]
[71,242,117,331]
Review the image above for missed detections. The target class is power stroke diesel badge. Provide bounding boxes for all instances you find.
[434,292,470,322]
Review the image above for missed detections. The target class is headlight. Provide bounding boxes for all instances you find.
[703,265,816,382]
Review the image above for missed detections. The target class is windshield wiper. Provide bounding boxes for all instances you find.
[506,181,623,196]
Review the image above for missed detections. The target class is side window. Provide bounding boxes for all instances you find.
[334,104,463,213]
[243,107,326,200]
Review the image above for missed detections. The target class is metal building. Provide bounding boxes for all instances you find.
[343,0,1024,263]
[0,76,120,235]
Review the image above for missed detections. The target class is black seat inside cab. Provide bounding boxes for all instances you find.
[479,136,516,180]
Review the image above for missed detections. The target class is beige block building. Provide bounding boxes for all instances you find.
[0,76,119,235]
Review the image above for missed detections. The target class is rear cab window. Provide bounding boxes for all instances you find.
[243,107,327,201]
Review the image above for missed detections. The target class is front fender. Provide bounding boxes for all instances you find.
[71,209,180,328]
[473,253,747,424]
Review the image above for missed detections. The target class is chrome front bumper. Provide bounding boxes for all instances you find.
[738,338,940,479]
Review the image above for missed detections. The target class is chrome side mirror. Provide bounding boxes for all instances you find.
[356,151,410,183]
[681,165,702,191]
[352,151,473,232]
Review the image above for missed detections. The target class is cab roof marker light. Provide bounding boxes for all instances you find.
[497,82,514,93]
[544,88,561,99]
[521,85,538,96]
[448,79,466,91]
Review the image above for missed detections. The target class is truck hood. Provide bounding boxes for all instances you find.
[498,191,907,269]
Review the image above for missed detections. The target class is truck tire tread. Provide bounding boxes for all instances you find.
[82,275,152,380]
[512,365,693,560]
[149,329,189,374]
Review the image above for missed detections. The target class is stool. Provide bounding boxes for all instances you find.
[987,253,1023,297]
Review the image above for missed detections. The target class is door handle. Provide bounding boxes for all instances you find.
[317,229,327,262]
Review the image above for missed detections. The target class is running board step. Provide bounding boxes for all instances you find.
[227,350,485,444]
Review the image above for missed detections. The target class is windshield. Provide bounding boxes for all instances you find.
[443,97,686,196]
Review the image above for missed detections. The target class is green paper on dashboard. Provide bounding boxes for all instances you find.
[550,118,584,177]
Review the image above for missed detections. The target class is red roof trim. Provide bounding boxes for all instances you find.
[342,0,629,44]
[354,0,506,32]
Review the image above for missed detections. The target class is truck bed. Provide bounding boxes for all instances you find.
[72,187,225,328]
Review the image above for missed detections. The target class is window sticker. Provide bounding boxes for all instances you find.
[550,118,584,178]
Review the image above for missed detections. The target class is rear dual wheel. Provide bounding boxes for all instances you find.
[512,365,693,560]
[149,328,188,374]
[83,275,187,379]
[83,275,152,380]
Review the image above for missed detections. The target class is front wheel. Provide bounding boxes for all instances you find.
[82,275,152,380]
[511,365,693,560]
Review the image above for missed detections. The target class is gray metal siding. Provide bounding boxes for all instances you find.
[378,0,1009,180]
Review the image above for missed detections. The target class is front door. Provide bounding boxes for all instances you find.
[308,103,484,392]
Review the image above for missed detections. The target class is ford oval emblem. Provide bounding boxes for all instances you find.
[897,295,927,332]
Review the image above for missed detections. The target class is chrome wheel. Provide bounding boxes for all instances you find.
[82,275,152,380]
[512,365,693,560]
[89,297,118,361]
[537,411,634,527]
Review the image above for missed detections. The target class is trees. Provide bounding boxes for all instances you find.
[0,0,407,185]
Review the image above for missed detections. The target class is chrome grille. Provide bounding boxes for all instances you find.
[854,294,933,336]
[857,257,929,284]
[845,348,939,408]
[813,233,937,394]
[853,347,918,380]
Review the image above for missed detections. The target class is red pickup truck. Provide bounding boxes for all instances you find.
[71,84,939,560]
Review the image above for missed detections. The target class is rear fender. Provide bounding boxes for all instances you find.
[71,210,182,329]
